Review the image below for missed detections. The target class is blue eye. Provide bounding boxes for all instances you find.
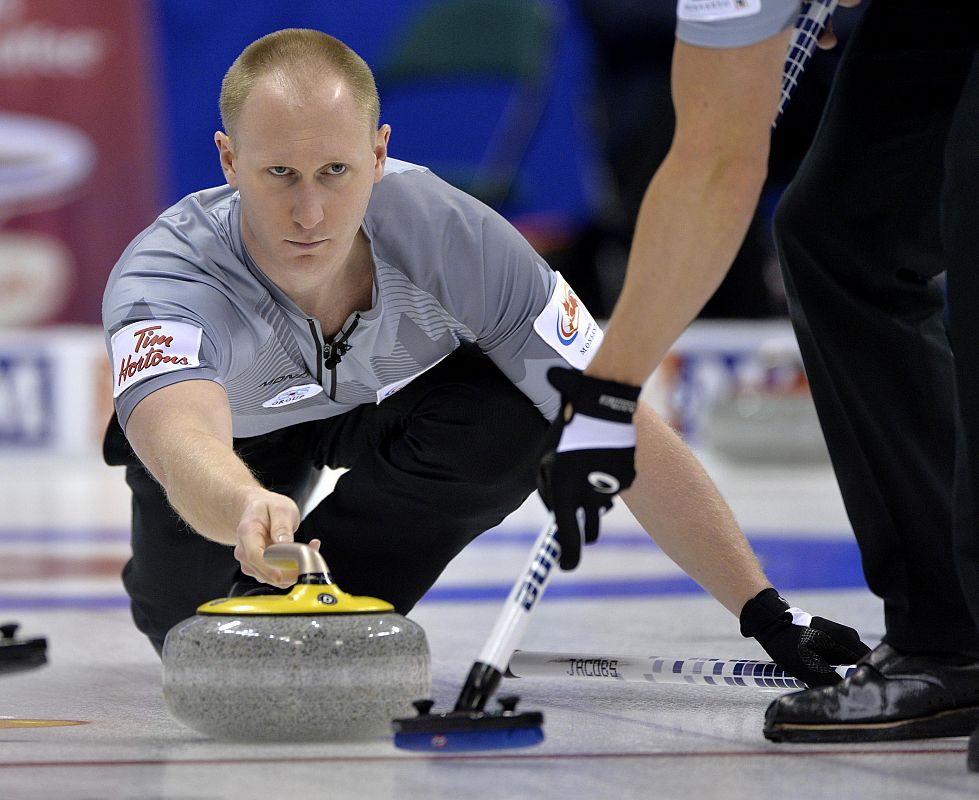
[326,164,347,175]
[268,166,291,177]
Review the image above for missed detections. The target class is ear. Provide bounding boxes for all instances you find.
[214,131,238,187]
[372,124,391,183]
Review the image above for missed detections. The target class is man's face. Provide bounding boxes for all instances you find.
[215,74,388,279]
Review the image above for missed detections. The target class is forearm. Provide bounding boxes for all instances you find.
[587,150,767,385]
[621,403,768,615]
[125,380,267,547]
[148,430,265,546]
[586,33,790,386]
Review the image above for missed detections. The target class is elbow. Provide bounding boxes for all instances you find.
[667,129,771,203]
[126,425,172,490]
[715,156,769,215]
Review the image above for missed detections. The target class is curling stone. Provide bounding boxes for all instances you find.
[161,543,430,741]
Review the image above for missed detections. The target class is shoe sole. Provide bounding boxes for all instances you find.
[764,705,979,743]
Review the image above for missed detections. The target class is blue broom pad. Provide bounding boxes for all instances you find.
[394,725,544,752]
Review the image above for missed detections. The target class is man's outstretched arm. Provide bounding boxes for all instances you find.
[125,379,313,586]
[622,402,869,686]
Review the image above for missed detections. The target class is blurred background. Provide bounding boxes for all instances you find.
[0,0,864,461]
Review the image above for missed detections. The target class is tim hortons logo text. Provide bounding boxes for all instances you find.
[117,325,190,388]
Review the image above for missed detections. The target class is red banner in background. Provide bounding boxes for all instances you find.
[0,0,161,326]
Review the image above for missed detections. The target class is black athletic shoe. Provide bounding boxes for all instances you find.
[764,643,979,743]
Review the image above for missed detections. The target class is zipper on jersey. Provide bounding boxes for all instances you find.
[307,319,323,386]
[308,314,360,401]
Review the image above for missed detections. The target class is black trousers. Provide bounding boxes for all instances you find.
[775,0,979,654]
[104,349,549,653]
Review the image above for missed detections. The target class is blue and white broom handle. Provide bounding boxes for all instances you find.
[776,0,840,124]
[476,518,561,673]
[507,650,855,690]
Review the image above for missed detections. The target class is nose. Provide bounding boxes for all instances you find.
[292,183,325,231]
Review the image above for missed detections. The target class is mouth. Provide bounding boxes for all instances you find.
[286,239,327,251]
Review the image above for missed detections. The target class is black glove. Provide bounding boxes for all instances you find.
[537,366,641,571]
[740,588,871,687]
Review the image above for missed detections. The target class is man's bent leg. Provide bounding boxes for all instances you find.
[121,466,240,655]
[301,350,548,614]
[107,419,321,654]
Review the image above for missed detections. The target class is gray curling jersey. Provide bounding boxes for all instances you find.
[675,0,800,49]
[103,158,603,438]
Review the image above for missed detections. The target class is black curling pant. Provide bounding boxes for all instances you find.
[774,0,979,654]
[104,349,548,654]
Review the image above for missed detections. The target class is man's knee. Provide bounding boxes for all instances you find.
[409,353,549,484]
[450,381,546,489]
[772,178,818,265]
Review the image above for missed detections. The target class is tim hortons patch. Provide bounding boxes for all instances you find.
[111,319,202,398]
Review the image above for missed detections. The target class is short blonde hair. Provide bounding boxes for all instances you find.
[219,28,380,139]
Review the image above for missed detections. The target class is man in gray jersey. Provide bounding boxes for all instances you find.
[101,28,866,689]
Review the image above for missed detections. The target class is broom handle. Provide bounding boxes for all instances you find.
[476,519,561,671]
[507,649,855,689]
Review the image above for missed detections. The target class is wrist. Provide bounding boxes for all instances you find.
[547,367,641,423]
[739,587,789,638]
[583,335,653,386]
[235,480,269,507]
[555,413,636,453]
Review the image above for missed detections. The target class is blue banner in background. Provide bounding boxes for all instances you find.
[0,353,54,446]
[152,0,602,243]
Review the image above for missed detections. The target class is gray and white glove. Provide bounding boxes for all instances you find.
[537,367,641,570]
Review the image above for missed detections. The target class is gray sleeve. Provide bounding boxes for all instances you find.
[103,271,233,431]
[460,211,604,421]
[366,169,604,421]
[676,0,800,48]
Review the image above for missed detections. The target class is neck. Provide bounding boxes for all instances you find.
[291,231,374,336]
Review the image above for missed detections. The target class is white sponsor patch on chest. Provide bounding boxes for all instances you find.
[262,383,324,408]
[111,320,202,398]
[533,272,603,370]
[677,0,761,22]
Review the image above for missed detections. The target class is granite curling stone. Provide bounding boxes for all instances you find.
[161,543,430,741]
